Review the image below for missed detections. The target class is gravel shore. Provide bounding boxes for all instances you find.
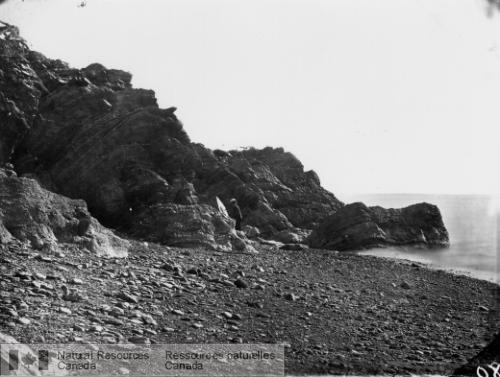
[1,240,498,375]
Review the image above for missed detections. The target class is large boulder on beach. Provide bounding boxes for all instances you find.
[308,202,449,251]
[0,168,129,257]
[130,202,254,252]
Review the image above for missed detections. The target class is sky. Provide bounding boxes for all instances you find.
[1,0,499,196]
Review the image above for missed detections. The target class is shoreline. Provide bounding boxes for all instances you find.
[354,248,499,286]
[1,240,499,375]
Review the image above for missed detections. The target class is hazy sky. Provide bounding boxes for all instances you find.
[1,0,499,195]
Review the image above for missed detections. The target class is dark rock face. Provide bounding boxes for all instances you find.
[0,23,343,247]
[308,202,449,251]
[454,332,500,376]
[0,168,129,257]
[131,203,254,252]
[0,23,448,251]
[219,148,342,232]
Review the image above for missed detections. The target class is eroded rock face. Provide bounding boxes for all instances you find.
[0,169,129,257]
[0,23,44,164]
[216,147,343,233]
[308,202,449,251]
[131,203,254,253]
[0,23,343,245]
[0,23,449,251]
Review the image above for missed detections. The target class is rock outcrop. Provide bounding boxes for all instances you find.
[0,22,343,249]
[308,202,450,251]
[0,168,129,257]
[0,22,449,251]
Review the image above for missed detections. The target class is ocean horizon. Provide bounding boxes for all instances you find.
[340,193,499,284]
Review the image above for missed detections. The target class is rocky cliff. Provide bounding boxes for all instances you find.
[0,22,449,251]
[0,22,342,247]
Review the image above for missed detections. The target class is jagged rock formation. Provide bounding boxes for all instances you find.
[0,22,342,249]
[0,168,129,257]
[308,202,449,251]
[0,22,449,251]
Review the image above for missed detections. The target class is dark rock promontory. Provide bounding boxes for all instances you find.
[308,202,450,251]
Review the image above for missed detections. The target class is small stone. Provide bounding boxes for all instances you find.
[110,307,125,317]
[88,325,104,333]
[46,274,63,281]
[222,312,233,319]
[105,317,124,326]
[32,335,46,343]
[162,327,175,332]
[73,324,86,332]
[284,293,298,301]
[34,272,46,280]
[71,278,84,285]
[5,308,18,318]
[172,309,184,316]
[192,323,203,329]
[400,281,411,290]
[117,292,139,304]
[16,317,31,325]
[15,271,32,280]
[142,314,158,326]
[128,336,150,344]
[234,279,248,289]
[102,336,117,344]
[59,307,72,315]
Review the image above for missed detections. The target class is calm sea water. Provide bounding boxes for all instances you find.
[340,194,499,283]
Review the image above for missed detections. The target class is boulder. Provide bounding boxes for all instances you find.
[0,169,129,257]
[242,225,260,238]
[131,203,254,252]
[308,202,449,251]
